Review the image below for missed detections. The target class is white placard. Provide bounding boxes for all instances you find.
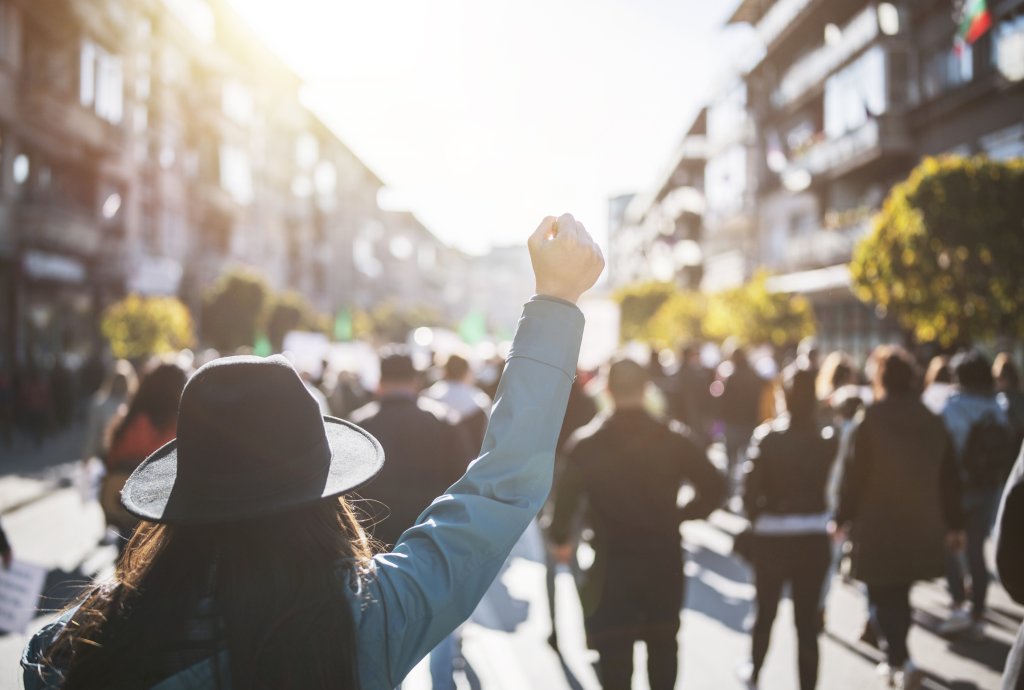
[0,560,47,634]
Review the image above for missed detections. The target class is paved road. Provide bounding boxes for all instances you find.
[1,448,1019,689]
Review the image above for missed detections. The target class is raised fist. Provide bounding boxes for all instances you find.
[528,213,605,304]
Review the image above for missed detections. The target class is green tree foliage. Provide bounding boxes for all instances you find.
[612,281,676,342]
[646,291,706,349]
[355,301,447,343]
[101,295,194,360]
[851,156,1024,346]
[202,268,270,351]
[703,271,816,347]
[265,291,329,352]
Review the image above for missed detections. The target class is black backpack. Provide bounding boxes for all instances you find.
[962,412,1018,489]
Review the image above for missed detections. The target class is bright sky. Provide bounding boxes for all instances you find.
[227,0,750,254]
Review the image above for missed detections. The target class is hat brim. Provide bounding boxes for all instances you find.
[121,416,385,525]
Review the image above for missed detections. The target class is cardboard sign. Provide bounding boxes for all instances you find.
[0,560,47,634]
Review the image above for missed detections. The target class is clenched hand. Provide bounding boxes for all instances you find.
[528,213,605,304]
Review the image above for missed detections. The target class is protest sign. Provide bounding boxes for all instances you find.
[0,560,47,634]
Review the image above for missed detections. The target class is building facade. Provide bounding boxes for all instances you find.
[0,0,456,373]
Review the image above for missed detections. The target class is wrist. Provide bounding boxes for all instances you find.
[535,285,581,304]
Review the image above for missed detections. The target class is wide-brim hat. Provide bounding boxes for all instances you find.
[122,354,385,524]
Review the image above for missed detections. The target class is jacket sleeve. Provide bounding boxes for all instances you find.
[996,446,1024,603]
[834,415,868,527]
[677,434,727,522]
[939,429,965,530]
[741,428,770,523]
[358,296,583,688]
[549,446,585,545]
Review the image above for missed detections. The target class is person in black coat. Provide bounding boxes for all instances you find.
[349,349,475,549]
[998,445,1024,690]
[549,358,726,690]
[833,345,964,689]
[740,366,838,690]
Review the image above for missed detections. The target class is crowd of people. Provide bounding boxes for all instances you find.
[8,216,1024,690]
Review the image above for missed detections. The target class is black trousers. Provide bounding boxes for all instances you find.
[751,533,831,690]
[867,582,912,667]
[595,629,677,690]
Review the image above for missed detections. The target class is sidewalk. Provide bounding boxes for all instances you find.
[0,423,87,515]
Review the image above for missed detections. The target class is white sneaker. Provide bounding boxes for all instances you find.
[937,607,973,636]
[735,661,758,689]
[876,662,897,687]
[896,660,924,690]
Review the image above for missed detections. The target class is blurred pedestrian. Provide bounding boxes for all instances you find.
[549,357,725,690]
[994,353,1024,447]
[922,355,954,415]
[101,361,187,549]
[939,350,1016,638]
[996,444,1024,690]
[424,353,492,451]
[81,360,137,463]
[738,366,837,690]
[350,347,476,690]
[816,351,854,412]
[665,343,712,446]
[21,213,603,690]
[716,345,766,493]
[21,365,52,447]
[543,373,597,651]
[833,345,964,689]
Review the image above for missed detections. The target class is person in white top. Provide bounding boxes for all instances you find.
[425,354,492,450]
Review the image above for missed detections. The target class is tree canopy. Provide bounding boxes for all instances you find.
[850,155,1024,346]
[703,271,816,347]
[101,295,194,360]
[265,291,329,351]
[201,268,270,352]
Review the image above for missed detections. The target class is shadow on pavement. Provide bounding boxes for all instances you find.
[683,545,751,633]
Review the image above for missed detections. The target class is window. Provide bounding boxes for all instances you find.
[824,47,887,138]
[995,14,1024,82]
[222,81,253,125]
[219,145,253,204]
[921,41,973,99]
[80,39,123,124]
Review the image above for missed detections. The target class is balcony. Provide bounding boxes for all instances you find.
[18,89,123,157]
[15,202,103,257]
[788,116,912,179]
[783,217,870,270]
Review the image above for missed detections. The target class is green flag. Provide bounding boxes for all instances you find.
[334,308,353,342]
[458,311,487,345]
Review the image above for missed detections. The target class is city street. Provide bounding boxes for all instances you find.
[1,426,1019,689]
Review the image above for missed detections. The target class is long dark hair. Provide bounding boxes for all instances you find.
[44,497,373,689]
[108,361,187,450]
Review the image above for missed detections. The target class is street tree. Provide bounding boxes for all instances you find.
[612,281,676,342]
[265,291,329,352]
[101,295,194,360]
[851,155,1024,346]
[202,268,270,352]
[647,291,706,349]
[703,271,816,347]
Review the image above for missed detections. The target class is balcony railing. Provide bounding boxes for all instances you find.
[783,218,870,269]
[788,117,911,178]
[16,202,103,256]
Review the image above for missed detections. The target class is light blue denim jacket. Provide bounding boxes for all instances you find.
[22,296,584,690]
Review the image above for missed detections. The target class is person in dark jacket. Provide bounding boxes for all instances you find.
[997,444,1024,690]
[349,349,475,550]
[833,345,964,690]
[739,366,837,690]
[664,343,712,447]
[549,358,726,690]
[716,346,767,493]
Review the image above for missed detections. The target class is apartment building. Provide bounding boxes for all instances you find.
[0,0,454,372]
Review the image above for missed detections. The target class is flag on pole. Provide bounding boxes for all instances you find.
[958,0,992,45]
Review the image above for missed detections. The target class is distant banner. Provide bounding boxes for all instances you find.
[0,560,47,634]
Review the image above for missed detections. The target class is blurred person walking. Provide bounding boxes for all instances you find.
[716,346,767,494]
[939,350,1016,638]
[100,361,187,551]
[994,353,1024,447]
[922,356,954,415]
[22,213,604,690]
[996,444,1024,690]
[424,353,492,450]
[665,343,712,447]
[833,345,964,689]
[549,358,726,690]
[81,360,137,463]
[738,366,838,690]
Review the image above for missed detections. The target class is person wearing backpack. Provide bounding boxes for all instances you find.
[939,350,1015,638]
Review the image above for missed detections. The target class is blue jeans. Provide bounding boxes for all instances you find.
[945,487,1001,615]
